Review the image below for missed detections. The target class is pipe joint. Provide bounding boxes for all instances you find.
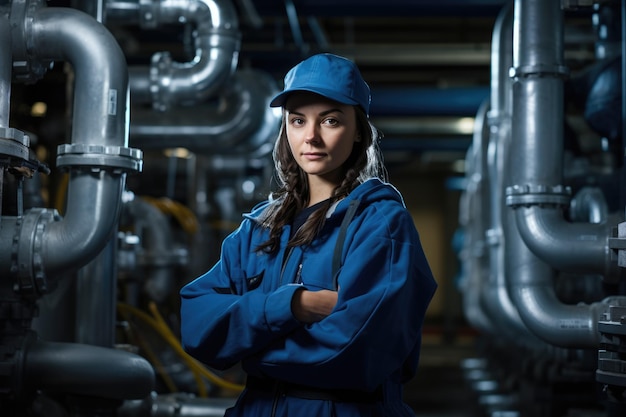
[13,208,61,296]
[0,128,30,161]
[56,144,143,173]
[509,64,569,79]
[506,183,571,208]
[9,0,54,83]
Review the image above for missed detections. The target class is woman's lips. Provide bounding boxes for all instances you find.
[302,152,326,160]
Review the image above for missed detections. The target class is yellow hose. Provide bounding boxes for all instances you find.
[117,303,208,397]
[141,196,200,235]
[117,302,244,394]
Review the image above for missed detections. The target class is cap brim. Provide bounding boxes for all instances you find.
[269,87,360,109]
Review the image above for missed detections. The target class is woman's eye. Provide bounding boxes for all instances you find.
[290,117,304,125]
[323,118,338,126]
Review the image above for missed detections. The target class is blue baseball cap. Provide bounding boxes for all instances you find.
[270,53,371,116]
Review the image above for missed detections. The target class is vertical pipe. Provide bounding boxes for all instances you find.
[510,0,564,187]
[622,0,626,210]
[75,239,118,347]
[507,0,606,348]
[484,1,538,345]
[0,15,11,127]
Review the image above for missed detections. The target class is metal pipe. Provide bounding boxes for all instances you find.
[27,7,131,276]
[483,1,538,345]
[0,15,11,127]
[75,238,118,347]
[129,69,280,154]
[506,0,617,348]
[514,205,615,276]
[108,0,241,110]
[458,100,493,334]
[23,339,155,400]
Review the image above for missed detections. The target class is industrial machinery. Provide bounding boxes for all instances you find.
[458,0,626,416]
[0,0,279,415]
[4,0,626,416]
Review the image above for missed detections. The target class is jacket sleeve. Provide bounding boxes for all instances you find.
[254,205,437,391]
[179,220,303,369]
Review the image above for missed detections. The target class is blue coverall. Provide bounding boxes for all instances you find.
[180,178,437,416]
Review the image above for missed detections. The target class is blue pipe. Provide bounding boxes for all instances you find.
[370,86,490,117]
[253,0,507,17]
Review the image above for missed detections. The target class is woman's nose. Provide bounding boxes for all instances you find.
[304,126,320,144]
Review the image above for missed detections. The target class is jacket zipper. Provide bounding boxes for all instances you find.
[295,263,303,284]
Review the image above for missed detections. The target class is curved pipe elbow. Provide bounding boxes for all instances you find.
[131,0,241,109]
[24,9,130,276]
[156,32,240,107]
[514,205,613,276]
[509,285,606,348]
[31,7,129,146]
[43,173,124,276]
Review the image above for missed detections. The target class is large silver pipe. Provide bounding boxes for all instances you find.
[24,339,155,400]
[27,7,131,276]
[505,0,615,348]
[108,0,240,110]
[129,69,280,154]
[0,15,10,127]
[514,205,615,276]
[75,239,118,347]
[483,1,538,345]
[458,99,493,334]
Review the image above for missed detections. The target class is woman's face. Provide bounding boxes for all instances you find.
[285,92,359,187]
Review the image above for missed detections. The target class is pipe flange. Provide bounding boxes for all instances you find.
[13,208,60,296]
[0,128,30,161]
[505,184,571,208]
[509,64,570,79]
[56,144,143,173]
[9,0,54,83]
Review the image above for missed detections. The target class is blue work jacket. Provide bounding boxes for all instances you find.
[180,178,437,416]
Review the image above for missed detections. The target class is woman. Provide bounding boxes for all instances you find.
[180,53,437,416]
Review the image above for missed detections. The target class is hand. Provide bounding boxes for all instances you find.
[291,289,338,324]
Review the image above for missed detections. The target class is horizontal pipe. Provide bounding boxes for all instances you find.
[370,87,490,116]
[251,0,507,17]
[24,340,155,399]
[514,206,616,276]
[129,69,280,153]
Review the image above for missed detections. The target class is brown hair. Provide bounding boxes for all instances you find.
[256,106,387,254]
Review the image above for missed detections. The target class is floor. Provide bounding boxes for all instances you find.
[406,335,479,417]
